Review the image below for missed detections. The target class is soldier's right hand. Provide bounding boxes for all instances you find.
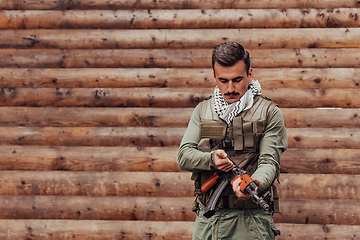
[214,149,234,172]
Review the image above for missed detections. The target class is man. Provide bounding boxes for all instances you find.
[177,42,288,239]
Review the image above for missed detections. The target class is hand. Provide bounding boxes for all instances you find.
[214,149,234,172]
[232,177,260,200]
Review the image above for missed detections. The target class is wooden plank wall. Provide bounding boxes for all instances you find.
[0,0,360,239]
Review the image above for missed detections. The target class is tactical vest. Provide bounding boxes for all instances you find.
[192,95,279,212]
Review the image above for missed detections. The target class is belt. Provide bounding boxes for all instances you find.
[218,194,262,210]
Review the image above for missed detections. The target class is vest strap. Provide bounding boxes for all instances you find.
[271,185,280,213]
[243,122,254,148]
[233,116,244,151]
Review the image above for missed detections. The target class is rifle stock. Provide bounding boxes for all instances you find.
[201,172,219,193]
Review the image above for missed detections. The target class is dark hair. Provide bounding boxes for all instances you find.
[212,42,250,75]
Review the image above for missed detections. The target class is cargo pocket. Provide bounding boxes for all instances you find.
[192,208,213,240]
[247,209,279,240]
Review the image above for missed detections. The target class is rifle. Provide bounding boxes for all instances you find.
[202,161,271,219]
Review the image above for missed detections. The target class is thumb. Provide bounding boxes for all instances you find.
[232,177,241,191]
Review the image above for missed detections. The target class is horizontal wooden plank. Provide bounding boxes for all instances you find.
[0,48,360,68]
[0,87,360,108]
[1,171,359,200]
[281,148,360,174]
[0,87,209,108]
[287,128,360,149]
[0,220,194,239]
[0,196,359,224]
[0,127,358,148]
[1,67,360,89]
[1,146,360,174]
[1,9,360,29]
[1,220,360,240]
[0,126,185,147]
[0,67,360,89]
[275,174,360,200]
[275,198,360,225]
[0,146,182,172]
[255,68,360,89]
[277,223,360,240]
[282,108,360,128]
[0,107,359,128]
[0,68,216,88]
[0,171,193,197]
[0,196,195,221]
[2,28,360,49]
[0,107,193,127]
[0,49,213,68]
[0,0,358,10]
[263,88,360,108]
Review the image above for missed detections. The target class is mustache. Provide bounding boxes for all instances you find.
[224,91,240,96]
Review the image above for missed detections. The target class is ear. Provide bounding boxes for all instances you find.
[248,68,254,81]
[212,69,216,81]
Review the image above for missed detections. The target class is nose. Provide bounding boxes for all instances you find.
[228,81,235,93]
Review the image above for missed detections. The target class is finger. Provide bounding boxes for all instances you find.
[226,161,234,170]
[219,158,229,164]
[253,178,261,187]
[236,186,241,194]
[219,161,233,172]
[216,158,231,166]
[216,159,229,167]
[224,164,234,172]
[237,191,249,200]
[216,150,227,159]
[216,163,228,171]
[217,165,226,171]
[219,158,233,166]
[214,157,228,169]
[219,164,233,172]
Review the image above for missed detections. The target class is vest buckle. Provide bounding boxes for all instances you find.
[222,140,233,148]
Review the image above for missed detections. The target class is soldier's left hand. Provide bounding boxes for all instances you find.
[232,177,260,200]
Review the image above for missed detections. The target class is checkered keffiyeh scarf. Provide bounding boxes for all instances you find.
[213,80,262,125]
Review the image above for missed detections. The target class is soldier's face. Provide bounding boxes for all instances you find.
[213,60,253,104]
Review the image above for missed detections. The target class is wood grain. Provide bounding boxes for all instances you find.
[1,9,360,29]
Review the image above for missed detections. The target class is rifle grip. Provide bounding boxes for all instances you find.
[201,173,219,192]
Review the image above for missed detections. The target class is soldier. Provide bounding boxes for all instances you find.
[177,42,288,239]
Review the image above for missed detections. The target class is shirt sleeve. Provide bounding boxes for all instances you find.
[177,104,218,172]
[252,106,288,191]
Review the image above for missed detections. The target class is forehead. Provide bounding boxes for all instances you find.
[213,61,247,78]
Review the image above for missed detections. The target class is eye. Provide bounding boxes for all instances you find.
[218,78,228,83]
[232,78,242,83]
